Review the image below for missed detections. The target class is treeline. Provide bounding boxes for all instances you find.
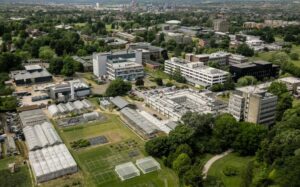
[145,112,267,187]
[255,103,300,186]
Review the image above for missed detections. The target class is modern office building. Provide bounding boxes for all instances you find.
[185,52,247,66]
[230,61,279,81]
[48,80,91,102]
[164,57,229,87]
[228,85,277,125]
[11,65,52,85]
[127,42,168,61]
[93,51,144,81]
[213,19,229,32]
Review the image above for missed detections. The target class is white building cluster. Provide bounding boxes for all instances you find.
[48,99,93,117]
[146,89,227,121]
[164,57,229,87]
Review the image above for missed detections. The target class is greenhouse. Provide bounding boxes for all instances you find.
[136,156,161,174]
[73,100,85,110]
[48,105,59,117]
[65,102,76,112]
[47,100,93,117]
[29,144,78,183]
[83,111,99,121]
[120,107,158,138]
[82,99,93,109]
[23,122,62,151]
[115,162,140,181]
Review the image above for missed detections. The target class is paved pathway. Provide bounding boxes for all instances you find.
[202,149,233,179]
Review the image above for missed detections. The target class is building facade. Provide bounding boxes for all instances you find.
[93,51,144,81]
[228,86,277,125]
[11,65,52,85]
[164,57,228,87]
[213,19,229,32]
[230,61,279,81]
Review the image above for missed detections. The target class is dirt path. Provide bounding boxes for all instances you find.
[202,149,233,179]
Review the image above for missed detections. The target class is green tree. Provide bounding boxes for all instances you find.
[172,153,192,175]
[39,46,56,60]
[145,136,169,157]
[181,112,213,136]
[183,164,204,187]
[268,82,289,96]
[233,122,267,156]
[2,33,12,43]
[236,43,254,57]
[48,57,64,75]
[61,59,75,76]
[276,92,293,121]
[290,53,299,60]
[0,53,22,72]
[105,79,132,97]
[237,76,257,87]
[172,67,186,83]
[268,82,293,121]
[213,114,240,150]
[277,155,300,187]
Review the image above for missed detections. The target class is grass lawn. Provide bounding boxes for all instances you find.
[206,153,254,187]
[252,45,300,67]
[0,157,32,187]
[55,112,179,187]
[145,67,170,80]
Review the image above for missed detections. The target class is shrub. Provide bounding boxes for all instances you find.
[223,165,239,176]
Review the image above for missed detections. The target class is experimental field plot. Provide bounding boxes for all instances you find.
[58,113,179,187]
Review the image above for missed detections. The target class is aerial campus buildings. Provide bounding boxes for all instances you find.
[228,84,277,125]
[164,57,229,87]
[93,43,166,81]
[11,65,52,85]
[47,80,91,102]
[19,109,78,183]
[146,89,227,121]
[93,51,144,81]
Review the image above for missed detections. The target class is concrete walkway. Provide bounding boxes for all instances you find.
[202,149,233,179]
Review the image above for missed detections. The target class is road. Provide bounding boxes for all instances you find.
[202,149,233,179]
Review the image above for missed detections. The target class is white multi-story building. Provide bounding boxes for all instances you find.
[93,51,144,81]
[208,52,231,66]
[164,57,229,87]
[228,85,277,125]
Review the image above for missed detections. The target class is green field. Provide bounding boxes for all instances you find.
[0,156,32,187]
[206,153,254,187]
[54,113,179,187]
[252,45,300,67]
